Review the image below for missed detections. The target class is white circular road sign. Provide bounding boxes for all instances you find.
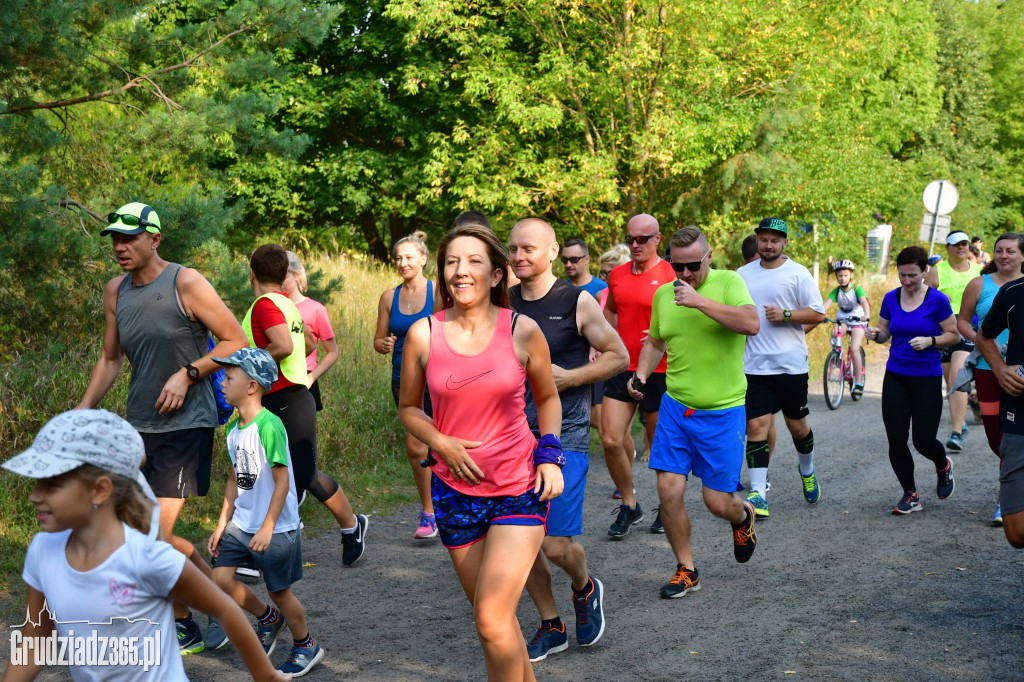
[923,180,959,216]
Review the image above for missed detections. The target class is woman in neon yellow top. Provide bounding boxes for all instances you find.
[924,231,982,453]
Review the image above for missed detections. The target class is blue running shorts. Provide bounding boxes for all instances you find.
[648,393,745,493]
[217,522,303,593]
[545,450,588,537]
[431,475,549,549]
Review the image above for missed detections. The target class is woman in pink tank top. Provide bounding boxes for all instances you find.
[398,223,563,680]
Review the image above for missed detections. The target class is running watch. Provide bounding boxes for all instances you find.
[783,309,792,321]
[185,364,201,383]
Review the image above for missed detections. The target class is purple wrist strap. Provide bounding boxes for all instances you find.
[534,434,565,468]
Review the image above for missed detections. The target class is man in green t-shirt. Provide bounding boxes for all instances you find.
[627,225,760,599]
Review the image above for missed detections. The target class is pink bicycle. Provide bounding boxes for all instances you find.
[823,317,866,410]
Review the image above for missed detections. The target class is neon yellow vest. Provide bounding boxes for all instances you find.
[242,292,307,387]
[936,260,981,314]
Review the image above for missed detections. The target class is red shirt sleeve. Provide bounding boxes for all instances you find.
[249,297,288,350]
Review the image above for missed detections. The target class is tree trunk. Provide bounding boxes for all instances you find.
[359,210,389,261]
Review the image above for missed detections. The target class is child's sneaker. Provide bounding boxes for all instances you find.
[257,607,284,656]
[176,616,205,655]
[342,514,368,566]
[205,617,229,650]
[278,638,325,677]
[414,510,438,539]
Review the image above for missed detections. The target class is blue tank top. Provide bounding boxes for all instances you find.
[389,281,434,381]
[976,274,1009,371]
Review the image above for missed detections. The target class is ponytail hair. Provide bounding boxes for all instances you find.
[980,232,1024,275]
[394,230,429,259]
[75,464,157,537]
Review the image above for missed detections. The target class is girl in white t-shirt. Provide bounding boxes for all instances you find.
[2,409,291,682]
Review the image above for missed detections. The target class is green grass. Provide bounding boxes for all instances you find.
[0,256,411,619]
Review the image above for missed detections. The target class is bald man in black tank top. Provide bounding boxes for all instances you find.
[508,219,628,662]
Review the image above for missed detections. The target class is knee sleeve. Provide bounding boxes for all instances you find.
[306,470,340,503]
[793,430,814,455]
[745,440,770,469]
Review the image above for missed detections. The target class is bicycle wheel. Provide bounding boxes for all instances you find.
[823,349,844,410]
[851,347,867,401]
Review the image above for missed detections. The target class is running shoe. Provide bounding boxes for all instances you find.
[414,510,438,539]
[851,383,864,398]
[342,514,368,566]
[277,639,325,677]
[650,506,664,533]
[611,486,635,500]
[946,431,964,452]
[936,457,955,499]
[236,566,261,579]
[892,491,922,515]
[572,576,605,647]
[993,504,1003,526]
[745,491,770,518]
[526,622,568,662]
[732,500,757,563]
[257,607,284,656]
[176,617,205,656]
[659,564,700,599]
[607,503,644,539]
[799,468,821,504]
[205,617,229,651]
[962,424,969,437]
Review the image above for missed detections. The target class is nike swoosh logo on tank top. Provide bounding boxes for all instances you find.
[446,370,494,390]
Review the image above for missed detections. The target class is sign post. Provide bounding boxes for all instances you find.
[922,180,959,256]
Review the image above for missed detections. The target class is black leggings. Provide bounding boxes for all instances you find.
[881,370,948,492]
[261,385,340,502]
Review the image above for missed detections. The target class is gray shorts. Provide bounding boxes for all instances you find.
[999,433,1024,517]
[217,522,303,593]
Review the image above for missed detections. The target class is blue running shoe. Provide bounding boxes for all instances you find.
[257,608,284,656]
[572,577,605,647]
[745,491,769,518]
[205,617,229,651]
[527,622,568,662]
[800,468,821,504]
[176,617,205,655]
[278,639,325,677]
[994,504,1003,526]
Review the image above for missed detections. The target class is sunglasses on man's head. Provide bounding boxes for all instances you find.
[561,255,586,264]
[627,233,659,245]
[670,250,710,274]
[106,213,159,230]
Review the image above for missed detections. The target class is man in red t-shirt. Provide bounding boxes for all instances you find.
[603,213,677,539]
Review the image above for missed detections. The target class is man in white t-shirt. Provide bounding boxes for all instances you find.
[737,218,826,517]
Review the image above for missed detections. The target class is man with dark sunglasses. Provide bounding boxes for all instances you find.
[562,239,607,301]
[77,202,249,652]
[628,225,760,598]
[602,214,676,538]
[737,217,826,519]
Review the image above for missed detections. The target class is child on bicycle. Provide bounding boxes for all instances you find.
[825,260,871,397]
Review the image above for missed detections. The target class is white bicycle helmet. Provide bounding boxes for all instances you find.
[833,259,855,272]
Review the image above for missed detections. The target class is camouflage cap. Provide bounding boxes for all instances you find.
[213,347,279,390]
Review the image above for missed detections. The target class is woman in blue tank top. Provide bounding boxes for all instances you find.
[957,232,1024,525]
[374,230,439,539]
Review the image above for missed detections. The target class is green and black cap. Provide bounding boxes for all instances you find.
[755,217,788,237]
[100,202,162,236]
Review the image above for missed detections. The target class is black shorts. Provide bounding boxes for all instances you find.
[744,373,810,421]
[604,369,666,414]
[592,381,604,406]
[140,427,214,498]
[940,338,975,363]
[309,379,324,412]
[391,380,433,418]
[262,385,318,494]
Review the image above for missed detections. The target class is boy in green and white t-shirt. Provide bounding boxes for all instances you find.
[824,260,871,397]
[207,347,324,677]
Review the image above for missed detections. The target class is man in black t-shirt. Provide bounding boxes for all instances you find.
[978,276,1024,548]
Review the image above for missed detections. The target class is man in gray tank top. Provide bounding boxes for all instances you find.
[508,219,628,663]
[76,202,248,653]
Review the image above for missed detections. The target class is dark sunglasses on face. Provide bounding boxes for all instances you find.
[106,213,159,230]
[561,255,586,264]
[627,233,659,245]
[598,270,611,279]
[670,250,710,274]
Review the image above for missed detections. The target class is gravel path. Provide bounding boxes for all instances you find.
[18,360,1024,680]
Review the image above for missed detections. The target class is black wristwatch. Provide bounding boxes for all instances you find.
[783,308,792,321]
[185,364,201,384]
